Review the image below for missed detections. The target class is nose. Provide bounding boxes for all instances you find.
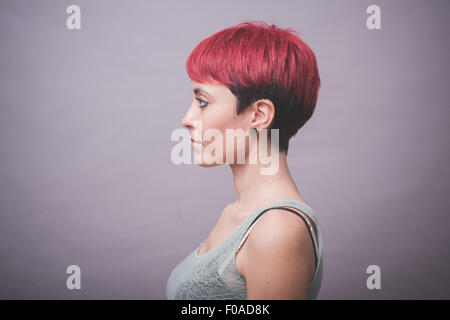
[181,103,196,129]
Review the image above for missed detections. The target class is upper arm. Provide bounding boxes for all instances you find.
[240,209,316,300]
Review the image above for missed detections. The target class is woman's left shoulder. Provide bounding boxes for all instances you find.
[248,208,314,251]
[238,208,316,298]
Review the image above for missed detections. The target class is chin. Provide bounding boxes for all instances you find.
[197,162,220,168]
[194,154,224,167]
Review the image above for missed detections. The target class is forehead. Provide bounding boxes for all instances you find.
[191,80,214,92]
[191,80,231,99]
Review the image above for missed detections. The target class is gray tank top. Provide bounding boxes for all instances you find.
[166,199,323,299]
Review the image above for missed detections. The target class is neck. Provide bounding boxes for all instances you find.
[229,150,300,210]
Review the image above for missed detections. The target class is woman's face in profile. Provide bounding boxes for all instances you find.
[181,80,253,166]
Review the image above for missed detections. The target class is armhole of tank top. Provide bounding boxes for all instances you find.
[236,206,320,276]
[279,205,319,258]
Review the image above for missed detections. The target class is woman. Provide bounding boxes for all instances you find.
[166,20,323,300]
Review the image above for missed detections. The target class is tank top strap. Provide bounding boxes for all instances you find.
[235,199,321,273]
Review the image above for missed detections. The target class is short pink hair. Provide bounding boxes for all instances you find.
[186,20,321,153]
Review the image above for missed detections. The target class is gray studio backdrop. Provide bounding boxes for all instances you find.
[0,0,449,299]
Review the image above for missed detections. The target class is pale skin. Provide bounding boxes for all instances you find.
[181,80,319,300]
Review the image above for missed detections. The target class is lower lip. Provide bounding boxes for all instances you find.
[191,141,201,147]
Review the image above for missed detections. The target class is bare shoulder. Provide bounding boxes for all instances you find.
[245,208,315,255]
[237,208,316,299]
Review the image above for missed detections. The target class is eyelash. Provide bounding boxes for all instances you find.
[195,97,208,108]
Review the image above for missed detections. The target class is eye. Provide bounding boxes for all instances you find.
[195,97,209,108]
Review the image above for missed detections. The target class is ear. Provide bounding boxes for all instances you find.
[249,99,275,130]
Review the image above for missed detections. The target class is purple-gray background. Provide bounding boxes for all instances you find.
[0,0,449,299]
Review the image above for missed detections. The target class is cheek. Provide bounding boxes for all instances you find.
[201,104,243,156]
[202,112,233,141]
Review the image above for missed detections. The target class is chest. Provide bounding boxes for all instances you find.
[197,207,250,256]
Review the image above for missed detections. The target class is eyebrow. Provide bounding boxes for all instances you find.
[193,87,213,98]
